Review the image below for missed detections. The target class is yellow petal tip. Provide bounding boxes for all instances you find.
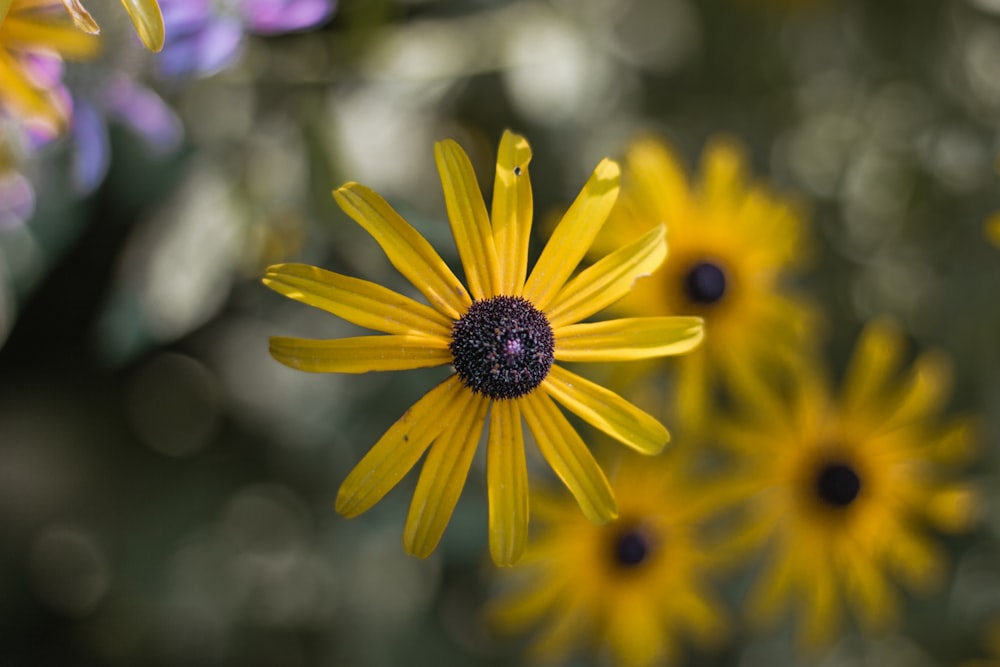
[490,538,526,568]
[334,488,363,519]
[121,0,166,52]
[594,157,621,183]
[499,130,532,166]
[62,0,101,33]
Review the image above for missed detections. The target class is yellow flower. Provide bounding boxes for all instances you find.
[599,135,816,434]
[263,131,704,566]
[59,0,164,52]
[490,451,729,667]
[986,211,1000,249]
[963,619,1000,667]
[0,0,99,130]
[720,318,978,649]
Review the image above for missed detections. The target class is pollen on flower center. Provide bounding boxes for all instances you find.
[683,261,727,306]
[450,295,555,401]
[815,461,862,508]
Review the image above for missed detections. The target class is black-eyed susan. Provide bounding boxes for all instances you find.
[0,0,99,131]
[597,135,817,434]
[59,0,164,52]
[719,318,978,648]
[490,450,729,667]
[263,131,704,566]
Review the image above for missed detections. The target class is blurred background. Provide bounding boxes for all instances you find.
[2,0,1000,665]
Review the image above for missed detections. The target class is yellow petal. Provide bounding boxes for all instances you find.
[334,182,471,320]
[675,348,709,435]
[434,138,500,300]
[0,51,63,126]
[607,598,672,667]
[625,136,690,233]
[554,316,703,362]
[528,488,578,524]
[840,546,898,634]
[746,543,795,628]
[404,392,489,558]
[519,390,617,523]
[925,483,978,533]
[269,334,451,373]
[60,0,99,33]
[926,419,977,465]
[881,349,951,431]
[263,263,453,338]
[1,14,100,59]
[491,130,533,296]
[487,399,529,566]
[119,0,163,51]
[545,224,666,328]
[701,136,747,206]
[528,601,586,663]
[543,365,668,455]
[800,557,841,650]
[882,522,944,591]
[489,573,565,632]
[336,375,466,517]
[671,589,729,649]
[842,318,903,415]
[1,0,11,25]
[523,158,620,311]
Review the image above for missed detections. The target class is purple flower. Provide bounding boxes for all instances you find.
[241,0,335,34]
[157,0,244,78]
[71,75,183,193]
[156,0,335,79]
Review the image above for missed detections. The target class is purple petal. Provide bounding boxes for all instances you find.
[24,118,61,148]
[159,0,214,34]
[240,0,334,34]
[105,76,183,153]
[70,99,111,194]
[20,52,65,89]
[15,53,72,136]
[158,19,244,78]
[0,171,35,229]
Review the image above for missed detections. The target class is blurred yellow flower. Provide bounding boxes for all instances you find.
[490,451,729,667]
[963,619,1000,667]
[0,0,99,130]
[599,135,817,434]
[264,131,704,566]
[60,0,164,52]
[985,211,1000,249]
[720,318,977,649]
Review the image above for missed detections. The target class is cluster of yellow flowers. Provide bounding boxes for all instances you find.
[264,131,982,664]
[4,0,991,663]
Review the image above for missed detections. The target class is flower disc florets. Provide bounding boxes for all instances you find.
[815,461,862,508]
[683,260,727,305]
[450,296,555,401]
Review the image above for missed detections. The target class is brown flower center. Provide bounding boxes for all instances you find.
[450,296,554,400]
[682,261,727,306]
[815,461,862,508]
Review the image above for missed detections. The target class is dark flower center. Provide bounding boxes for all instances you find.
[815,461,862,508]
[609,523,655,570]
[683,261,727,305]
[449,296,554,401]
